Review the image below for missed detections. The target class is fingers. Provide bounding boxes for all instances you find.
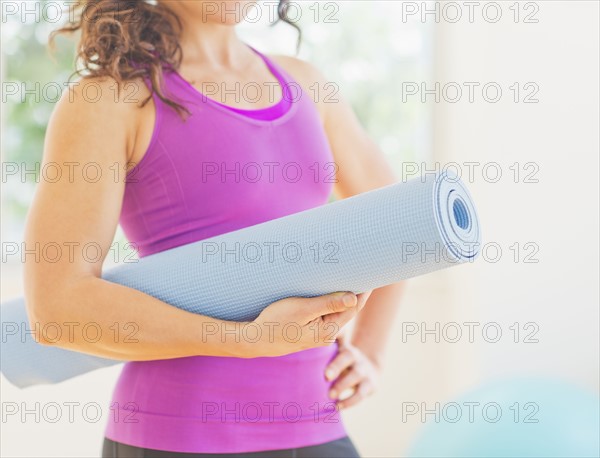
[325,348,354,381]
[321,307,359,334]
[337,380,375,410]
[329,367,363,400]
[303,292,357,321]
[319,290,363,332]
[321,291,374,344]
[356,290,373,309]
[323,290,372,326]
[319,291,372,344]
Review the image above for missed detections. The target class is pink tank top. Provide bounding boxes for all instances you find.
[104,47,347,453]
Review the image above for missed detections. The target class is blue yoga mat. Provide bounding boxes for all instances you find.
[1,172,480,388]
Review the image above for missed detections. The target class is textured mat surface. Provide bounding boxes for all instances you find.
[1,173,480,388]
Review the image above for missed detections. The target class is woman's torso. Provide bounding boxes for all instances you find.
[104,48,346,454]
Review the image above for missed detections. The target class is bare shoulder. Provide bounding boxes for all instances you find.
[57,75,151,119]
[268,54,327,84]
[50,75,153,163]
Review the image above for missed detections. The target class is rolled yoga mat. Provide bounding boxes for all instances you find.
[1,172,481,388]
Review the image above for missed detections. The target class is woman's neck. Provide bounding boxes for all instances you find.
[178,21,251,71]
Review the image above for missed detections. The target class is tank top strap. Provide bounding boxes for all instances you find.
[247,45,295,91]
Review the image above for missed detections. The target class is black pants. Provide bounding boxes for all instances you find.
[102,437,360,458]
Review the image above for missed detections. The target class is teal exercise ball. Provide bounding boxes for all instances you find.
[407,377,600,458]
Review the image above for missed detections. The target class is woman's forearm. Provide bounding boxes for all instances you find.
[27,275,364,362]
[27,275,249,360]
[351,282,406,369]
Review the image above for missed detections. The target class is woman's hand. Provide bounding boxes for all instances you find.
[246,292,370,358]
[325,321,382,409]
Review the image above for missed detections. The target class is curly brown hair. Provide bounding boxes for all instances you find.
[51,0,301,118]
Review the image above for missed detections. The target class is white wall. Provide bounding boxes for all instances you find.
[343,1,599,456]
[431,0,599,388]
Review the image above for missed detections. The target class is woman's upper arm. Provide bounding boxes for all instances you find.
[322,88,397,198]
[24,77,143,316]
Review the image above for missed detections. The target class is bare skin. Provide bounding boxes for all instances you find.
[24,1,404,409]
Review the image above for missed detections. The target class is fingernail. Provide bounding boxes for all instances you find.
[325,369,334,381]
[342,293,356,307]
[329,390,337,399]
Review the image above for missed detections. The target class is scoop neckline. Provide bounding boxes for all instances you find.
[168,45,297,125]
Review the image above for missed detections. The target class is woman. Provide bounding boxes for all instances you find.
[25,1,405,456]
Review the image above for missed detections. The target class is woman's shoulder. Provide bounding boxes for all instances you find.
[49,74,154,164]
[58,75,152,115]
[268,54,327,85]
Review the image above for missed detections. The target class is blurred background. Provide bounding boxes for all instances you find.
[1,1,598,457]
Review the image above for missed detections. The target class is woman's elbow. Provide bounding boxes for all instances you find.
[24,283,75,347]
